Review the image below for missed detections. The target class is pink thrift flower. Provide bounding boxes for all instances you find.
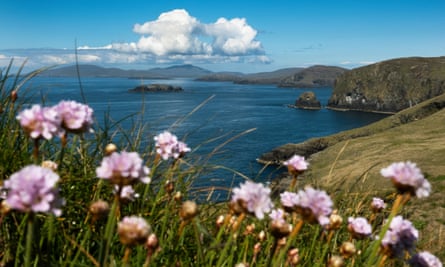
[409,251,443,267]
[96,151,150,186]
[371,197,386,212]
[293,186,333,227]
[269,208,286,225]
[231,181,273,219]
[280,191,299,211]
[154,131,190,160]
[347,217,372,239]
[381,215,419,258]
[381,161,431,198]
[114,185,140,202]
[3,165,64,216]
[118,216,151,246]
[283,155,309,173]
[55,100,94,133]
[16,104,62,140]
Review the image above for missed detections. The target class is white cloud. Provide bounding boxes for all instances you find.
[111,9,268,61]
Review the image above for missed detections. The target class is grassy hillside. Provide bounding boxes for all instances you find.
[264,93,445,258]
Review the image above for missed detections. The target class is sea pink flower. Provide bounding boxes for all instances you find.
[3,165,64,216]
[347,217,372,239]
[55,100,94,133]
[16,104,62,140]
[269,208,286,225]
[114,185,140,202]
[118,216,151,246]
[283,155,309,173]
[409,251,443,267]
[381,215,419,258]
[371,197,386,212]
[231,181,273,219]
[96,151,150,186]
[380,161,431,198]
[280,191,299,211]
[154,131,190,160]
[293,186,333,227]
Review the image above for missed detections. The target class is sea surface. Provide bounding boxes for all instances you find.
[24,77,388,198]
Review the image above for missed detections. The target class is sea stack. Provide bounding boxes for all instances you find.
[295,91,321,110]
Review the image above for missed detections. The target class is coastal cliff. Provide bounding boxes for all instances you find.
[327,56,445,113]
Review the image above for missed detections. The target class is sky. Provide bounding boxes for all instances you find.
[1,0,444,73]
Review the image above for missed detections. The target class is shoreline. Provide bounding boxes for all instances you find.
[325,106,397,115]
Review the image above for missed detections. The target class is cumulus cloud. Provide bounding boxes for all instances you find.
[108,9,269,62]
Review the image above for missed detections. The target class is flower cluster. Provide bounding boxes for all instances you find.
[371,197,386,212]
[347,217,372,239]
[3,165,64,216]
[16,100,94,140]
[380,161,431,198]
[154,131,191,160]
[381,215,419,258]
[280,187,333,227]
[118,216,152,246]
[96,151,150,186]
[283,154,308,174]
[231,181,273,219]
[55,100,94,134]
[409,251,443,267]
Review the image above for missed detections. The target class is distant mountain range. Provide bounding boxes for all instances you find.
[37,64,347,88]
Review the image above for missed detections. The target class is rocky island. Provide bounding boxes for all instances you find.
[129,84,183,92]
[291,91,321,110]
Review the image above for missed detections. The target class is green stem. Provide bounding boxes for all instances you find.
[193,219,204,264]
[99,196,119,267]
[24,214,34,267]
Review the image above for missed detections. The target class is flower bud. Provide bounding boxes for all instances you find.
[89,200,110,222]
[340,241,356,259]
[117,216,151,246]
[173,191,182,202]
[253,242,261,255]
[146,233,159,251]
[216,215,225,228]
[1,200,11,214]
[328,211,343,230]
[179,200,198,221]
[270,220,292,239]
[258,230,266,242]
[327,255,344,267]
[165,180,174,194]
[287,248,300,265]
[10,90,18,103]
[244,223,255,235]
[105,143,117,156]
[41,160,58,171]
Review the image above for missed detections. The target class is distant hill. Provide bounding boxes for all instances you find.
[278,65,347,88]
[38,64,213,79]
[235,68,304,85]
[328,56,445,113]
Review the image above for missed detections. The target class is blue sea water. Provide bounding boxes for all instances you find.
[24,77,388,197]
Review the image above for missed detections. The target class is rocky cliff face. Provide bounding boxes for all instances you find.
[328,57,445,113]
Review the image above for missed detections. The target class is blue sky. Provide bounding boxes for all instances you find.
[1,0,444,73]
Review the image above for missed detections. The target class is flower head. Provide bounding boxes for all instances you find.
[380,161,431,198]
[381,215,419,258]
[114,185,140,202]
[280,191,298,211]
[409,251,442,267]
[154,131,190,160]
[55,100,94,134]
[231,181,273,219]
[293,186,333,227]
[347,217,372,239]
[3,165,64,216]
[16,104,62,140]
[371,197,386,212]
[283,155,308,174]
[117,216,151,246]
[96,151,150,186]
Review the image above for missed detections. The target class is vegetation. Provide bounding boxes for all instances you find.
[0,62,443,266]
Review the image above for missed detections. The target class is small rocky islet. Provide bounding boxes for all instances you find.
[129,84,183,93]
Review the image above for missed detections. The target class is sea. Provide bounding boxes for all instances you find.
[23,77,388,199]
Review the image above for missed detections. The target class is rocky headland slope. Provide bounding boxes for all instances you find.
[278,65,347,88]
[327,56,445,113]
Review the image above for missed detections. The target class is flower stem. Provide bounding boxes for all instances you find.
[122,246,131,267]
[24,214,34,267]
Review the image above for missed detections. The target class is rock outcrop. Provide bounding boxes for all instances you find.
[327,57,445,113]
[294,91,321,109]
[278,65,347,88]
[129,84,183,92]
